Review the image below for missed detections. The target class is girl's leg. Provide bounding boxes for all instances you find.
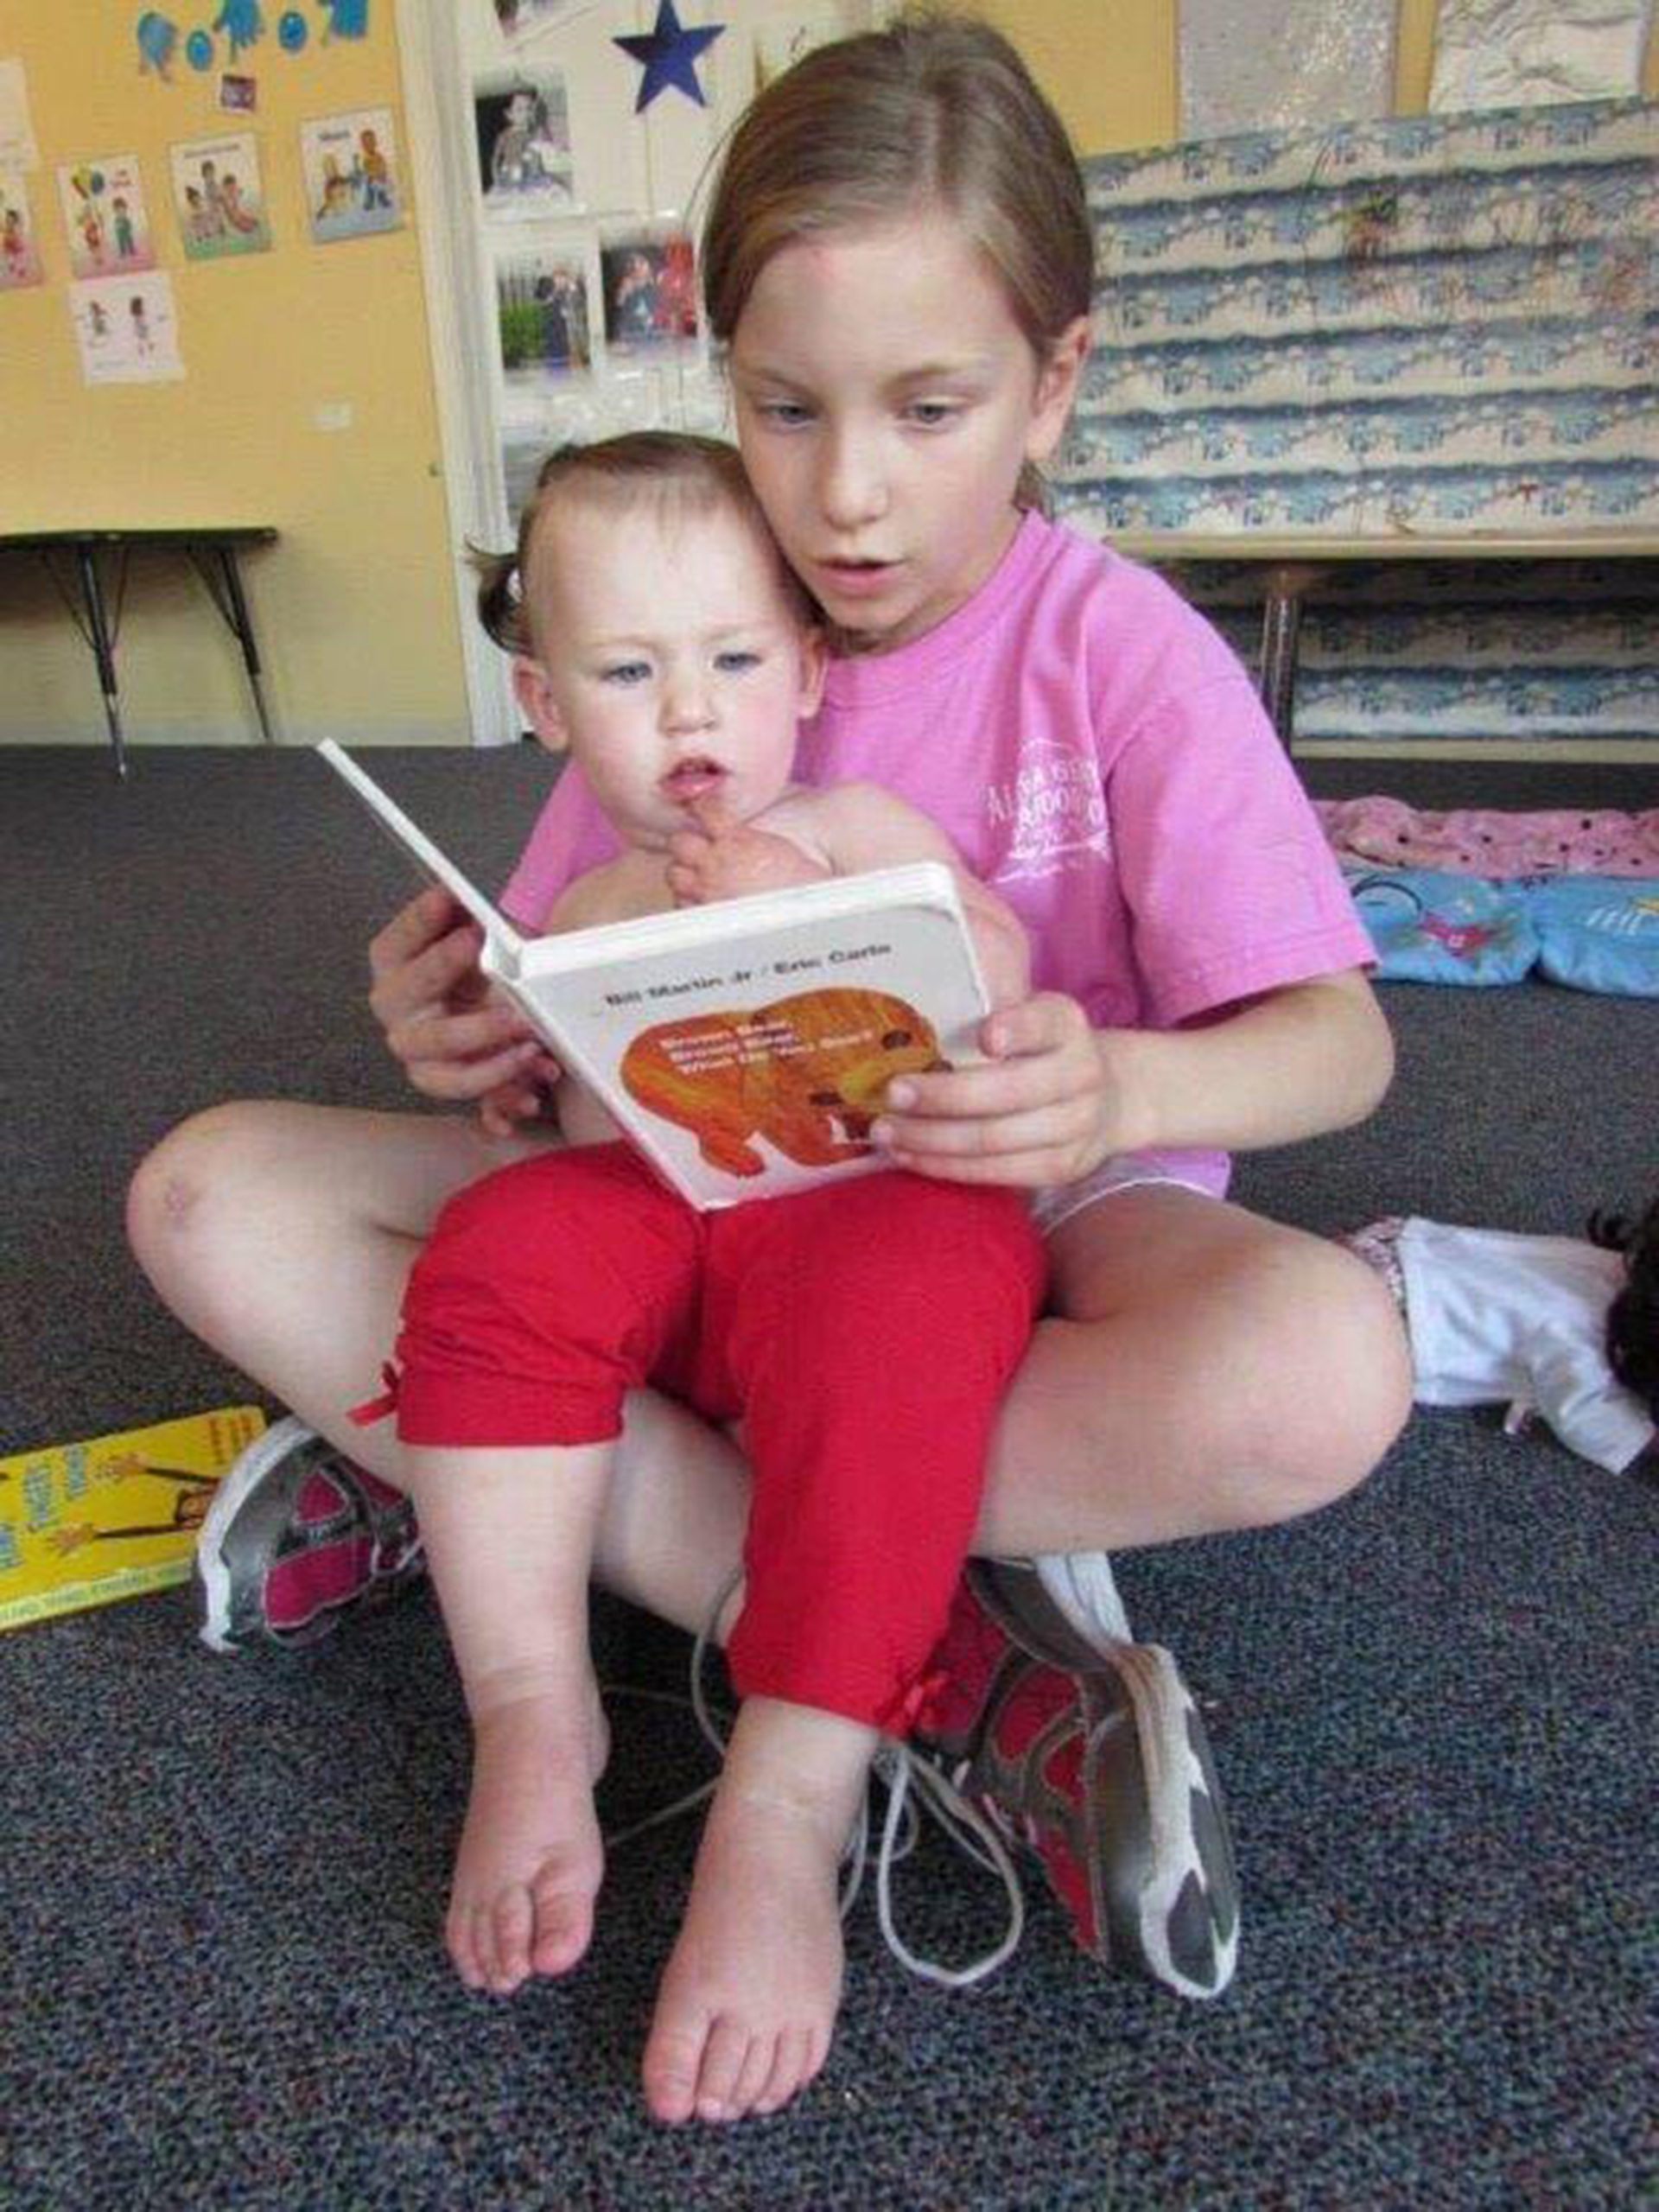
[402,1440,613,1998]
[642,1179,1042,2125]
[966,1183,1414,1559]
[126,1102,753,1624]
[393,1143,706,2000]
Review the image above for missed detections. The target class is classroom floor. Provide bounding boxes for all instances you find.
[3,746,1655,2212]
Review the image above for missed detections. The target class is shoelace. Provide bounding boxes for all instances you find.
[601,1573,1026,1991]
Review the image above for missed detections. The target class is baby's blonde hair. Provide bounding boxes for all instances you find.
[476,431,812,658]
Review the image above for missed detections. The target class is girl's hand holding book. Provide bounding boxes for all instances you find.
[368,883,554,1111]
[871,990,1129,1189]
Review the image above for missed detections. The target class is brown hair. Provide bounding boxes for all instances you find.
[475,430,811,658]
[1591,1193,1659,1427]
[700,10,1094,507]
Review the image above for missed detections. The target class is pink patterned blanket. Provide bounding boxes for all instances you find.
[1315,796,1659,879]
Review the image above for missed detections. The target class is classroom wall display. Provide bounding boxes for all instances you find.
[1061,97,1659,749]
[598,231,697,355]
[219,71,259,112]
[170,131,271,257]
[300,105,403,239]
[494,238,594,416]
[57,153,157,280]
[0,170,44,289]
[494,1,598,47]
[1064,98,1658,539]
[1179,0,1397,139]
[69,269,184,384]
[474,67,578,216]
[1430,0,1652,113]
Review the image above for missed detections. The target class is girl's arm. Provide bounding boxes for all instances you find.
[872,967,1393,1186]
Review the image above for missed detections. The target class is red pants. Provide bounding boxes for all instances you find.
[395,1144,1044,1734]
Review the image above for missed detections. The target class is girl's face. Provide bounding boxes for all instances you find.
[728,216,1087,652]
[512,498,825,850]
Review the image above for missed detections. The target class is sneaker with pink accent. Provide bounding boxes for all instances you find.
[916,1558,1240,2001]
[194,1416,425,1653]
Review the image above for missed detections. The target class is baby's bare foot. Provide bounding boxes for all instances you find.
[448,1679,608,1997]
[642,1782,845,2126]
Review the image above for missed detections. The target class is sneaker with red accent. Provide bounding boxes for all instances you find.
[194,1416,425,1654]
[915,1558,1240,2000]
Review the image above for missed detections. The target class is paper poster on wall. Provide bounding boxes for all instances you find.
[171,133,271,257]
[1179,0,1396,137]
[600,232,698,357]
[0,59,39,170]
[495,241,594,418]
[752,16,846,90]
[1429,0,1651,111]
[70,270,184,384]
[220,73,259,114]
[1,171,44,289]
[475,69,578,218]
[301,107,404,241]
[58,154,158,280]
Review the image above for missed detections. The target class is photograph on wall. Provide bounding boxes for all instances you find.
[493,0,592,44]
[219,73,258,115]
[70,269,184,385]
[599,232,698,358]
[474,68,577,219]
[170,133,271,259]
[494,240,594,420]
[57,153,157,281]
[0,169,44,289]
[300,107,404,243]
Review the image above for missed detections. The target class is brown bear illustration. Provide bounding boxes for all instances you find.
[620,986,950,1179]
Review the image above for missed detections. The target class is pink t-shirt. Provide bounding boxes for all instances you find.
[500,510,1374,1198]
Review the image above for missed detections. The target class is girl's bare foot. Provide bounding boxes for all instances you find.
[641,1700,876,2125]
[447,1674,609,1996]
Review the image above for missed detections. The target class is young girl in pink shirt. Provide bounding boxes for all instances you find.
[129,12,1409,2126]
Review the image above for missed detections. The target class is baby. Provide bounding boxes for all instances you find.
[381,433,1041,2122]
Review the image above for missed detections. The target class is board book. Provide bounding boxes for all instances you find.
[319,740,991,1210]
[0,1405,267,1632]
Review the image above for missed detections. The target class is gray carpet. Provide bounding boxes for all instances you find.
[3,746,1656,2211]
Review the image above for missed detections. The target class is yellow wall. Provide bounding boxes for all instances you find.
[0,2,465,747]
[2,3,1654,749]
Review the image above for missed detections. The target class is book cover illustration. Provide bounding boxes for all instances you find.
[621,984,948,1180]
[0,1405,266,1633]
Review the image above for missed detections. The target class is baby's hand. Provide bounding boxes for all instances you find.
[664,796,829,906]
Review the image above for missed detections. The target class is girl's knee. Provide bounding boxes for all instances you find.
[1249,1232,1413,1503]
[126,1100,289,1262]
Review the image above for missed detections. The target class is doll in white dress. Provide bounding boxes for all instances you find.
[1344,1197,1658,1476]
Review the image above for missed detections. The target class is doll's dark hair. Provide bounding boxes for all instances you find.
[474,430,811,658]
[1588,1191,1659,1421]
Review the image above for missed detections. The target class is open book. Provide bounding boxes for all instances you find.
[320,741,991,1210]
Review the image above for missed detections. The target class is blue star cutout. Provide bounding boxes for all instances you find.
[613,0,725,111]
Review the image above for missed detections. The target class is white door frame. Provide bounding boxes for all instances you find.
[396,0,518,747]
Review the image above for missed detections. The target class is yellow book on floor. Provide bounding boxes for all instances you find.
[0,1406,267,1632]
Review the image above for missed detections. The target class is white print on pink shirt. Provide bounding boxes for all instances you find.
[985,739,1111,883]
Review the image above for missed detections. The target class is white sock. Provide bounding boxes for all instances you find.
[1033,1550,1133,1649]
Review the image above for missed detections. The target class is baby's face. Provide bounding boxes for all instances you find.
[519,498,827,849]
[518,498,823,849]
[514,498,823,851]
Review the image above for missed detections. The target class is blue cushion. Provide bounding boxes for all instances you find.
[1345,867,1540,986]
[1529,876,1659,999]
